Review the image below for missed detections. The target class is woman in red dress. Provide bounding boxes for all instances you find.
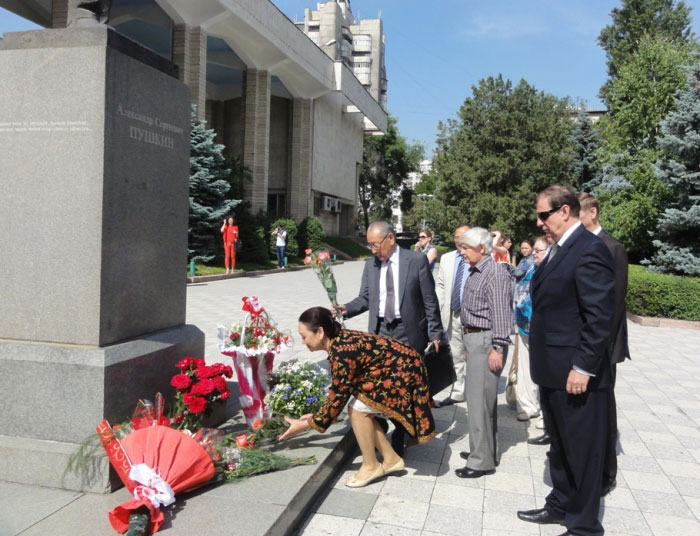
[220,217,239,274]
[280,307,435,488]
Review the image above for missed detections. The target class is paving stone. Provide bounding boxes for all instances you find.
[630,488,695,519]
[682,495,700,521]
[300,513,365,536]
[643,512,700,535]
[380,477,435,503]
[482,511,539,533]
[482,470,534,495]
[360,522,422,536]
[602,485,639,511]
[668,475,700,497]
[657,459,700,479]
[315,488,378,520]
[430,482,483,511]
[483,489,536,514]
[367,495,429,530]
[621,470,676,494]
[422,503,482,536]
[617,454,663,473]
[598,506,653,536]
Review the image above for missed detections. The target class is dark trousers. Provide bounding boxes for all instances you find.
[541,386,608,536]
[603,363,618,486]
[376,318,410,446]
[275,245,285,268]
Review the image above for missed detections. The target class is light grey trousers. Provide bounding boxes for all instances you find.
[463,329,508,471]
[448,310,467,401]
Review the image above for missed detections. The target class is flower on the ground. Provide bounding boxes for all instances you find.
[170,358,231,432]
[171,374,192,390]
[264,359,329,418]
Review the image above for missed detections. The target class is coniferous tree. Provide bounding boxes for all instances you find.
[571,109,602,191]
[188,106,239,263]
[644,58,700,275]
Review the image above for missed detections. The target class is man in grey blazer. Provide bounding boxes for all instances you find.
[335,221,443,452]
[579,193,630,497]
[435,223,471,404]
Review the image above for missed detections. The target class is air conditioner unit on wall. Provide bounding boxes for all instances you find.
[331,199,342,213]
[322,195,334,212]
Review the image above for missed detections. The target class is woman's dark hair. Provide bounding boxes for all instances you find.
[227,216,236,224]
[520,239,533,247]
[299,307,342,338]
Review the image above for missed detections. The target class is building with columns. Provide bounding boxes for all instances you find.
[1,0,387,235]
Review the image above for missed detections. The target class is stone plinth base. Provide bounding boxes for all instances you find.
[0,324,204,492]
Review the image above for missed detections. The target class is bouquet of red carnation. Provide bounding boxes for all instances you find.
[170,356,233,432]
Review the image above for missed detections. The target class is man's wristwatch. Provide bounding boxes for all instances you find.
[492,345,504,354]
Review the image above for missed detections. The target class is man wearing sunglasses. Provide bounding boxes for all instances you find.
[333,221,443,455]
[517,185,615,536]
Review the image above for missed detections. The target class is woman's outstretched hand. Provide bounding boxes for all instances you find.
[278,413,313,441]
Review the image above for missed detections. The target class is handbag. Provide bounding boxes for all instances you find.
[505,335,519,406]
[424,343,457,397]
[234,239,243,253]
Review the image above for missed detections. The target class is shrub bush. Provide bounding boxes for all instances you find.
[626,264,700,321]
[298,217,326,253]
[269,218,299,259]
[235,204,270,265]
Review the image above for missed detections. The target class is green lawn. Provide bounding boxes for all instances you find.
[190,256,306,276]
[325,236,372,259]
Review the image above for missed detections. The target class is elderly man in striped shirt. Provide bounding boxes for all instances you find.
[454,227,513,478]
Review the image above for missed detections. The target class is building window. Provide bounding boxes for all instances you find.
[267,193,286,218]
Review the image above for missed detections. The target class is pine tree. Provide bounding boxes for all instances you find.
[644,57,700,275]
[188,106,239,263]
[571,109,602,191]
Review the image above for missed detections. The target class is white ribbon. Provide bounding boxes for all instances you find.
[129,463,176,509]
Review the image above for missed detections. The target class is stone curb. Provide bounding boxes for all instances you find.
[187,261,346,284]
[627,312,700,330]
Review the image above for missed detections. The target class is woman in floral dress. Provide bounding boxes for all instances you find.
[279,307,435,487]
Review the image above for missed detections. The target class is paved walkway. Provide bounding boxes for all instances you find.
[235,261,700,536]
[3,261,699,535]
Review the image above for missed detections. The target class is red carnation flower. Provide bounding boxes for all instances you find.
[252,419,264,430]
[191,378,216,396]
[212,376,227,392]
[192,358,206,369]
[187,396,207,415]
[176,357,194,372]
[170,374,192,391]
[220,390,230,400]
[183,393,194,406]
[222,365,233,378]
[196,366,214,380]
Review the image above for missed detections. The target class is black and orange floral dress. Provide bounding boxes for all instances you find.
[309,329,435,444]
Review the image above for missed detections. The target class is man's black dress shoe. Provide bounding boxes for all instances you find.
[601,478,617,496]
[439,397,460,407]
[459,451,470,460]
[454,466,495,478]
[516,507,565,525]
[527,433,551,445]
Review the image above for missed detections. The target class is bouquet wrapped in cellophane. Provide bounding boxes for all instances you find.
[217,296,292,426]
[303,249,344,325]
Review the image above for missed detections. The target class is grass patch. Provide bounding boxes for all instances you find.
[190,257,307,276]
[325,236,372,259]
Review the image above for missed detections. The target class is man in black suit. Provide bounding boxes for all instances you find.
[517,185,615,536]
[335,221,443,452]
[579,193,630,496]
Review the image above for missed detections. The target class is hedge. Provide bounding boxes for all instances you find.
[298,217,326,253]
[269,218,299,258]
[626,264,700,321]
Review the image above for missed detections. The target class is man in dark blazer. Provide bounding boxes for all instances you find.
[517,186,615,536]
[335,221,443,452]
[579,193,630,496]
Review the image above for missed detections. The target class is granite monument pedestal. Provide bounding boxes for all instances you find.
[0,26,203,492]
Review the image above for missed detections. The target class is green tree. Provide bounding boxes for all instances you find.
[597,0,694,104]
[359,115,423,230]
[571,109,602,191]
[599,34,694,153]
[430,75,575,241]
[644,57,700,275]
[188,106,239,263]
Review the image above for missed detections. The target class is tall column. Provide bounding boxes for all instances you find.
[51,0,77,28]
[289,98,314,220]
[172,24,207,118]
[242,69,271,212]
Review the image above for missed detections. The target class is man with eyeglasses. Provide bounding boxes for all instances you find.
[334,221,443,454]
[517,185,615,536]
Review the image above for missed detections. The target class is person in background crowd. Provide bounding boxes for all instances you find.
[454,227,512,479]
[279,307,435,488]
[578,192,630,497]
[333,221,442,456]
[435,223,472,405]
[513,236,548,423]
[414,229,438,272]
[272,224,287,268]
[517,185,614,536]
[512,239,534,281]
[491,231,510,264]
[503,235,517,267]
[220,216,239,274]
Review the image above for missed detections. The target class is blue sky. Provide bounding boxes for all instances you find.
[2,1,699,157]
